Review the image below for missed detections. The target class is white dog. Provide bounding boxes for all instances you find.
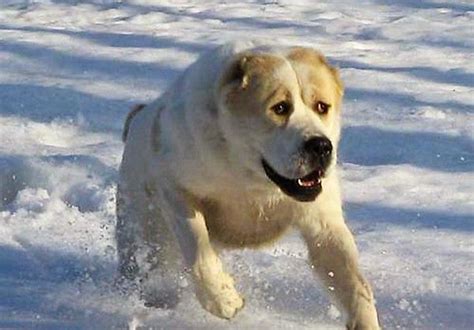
[116,41,380,329]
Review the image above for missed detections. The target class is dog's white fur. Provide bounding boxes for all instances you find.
[116,41,380,329]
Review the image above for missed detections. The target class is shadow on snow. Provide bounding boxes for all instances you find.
[378,0,474,12]
[340,125,473,173]
[0,244,120,329]
[345,202,474,233]
[0,83,128,132]
[0,24,208,52]
[337,59,474,89]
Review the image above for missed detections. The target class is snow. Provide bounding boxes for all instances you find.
[0,0,473,329]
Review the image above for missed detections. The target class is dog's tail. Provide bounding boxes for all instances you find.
[122,104,146,142]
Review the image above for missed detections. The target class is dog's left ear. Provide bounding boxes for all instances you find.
[219,54,252,90]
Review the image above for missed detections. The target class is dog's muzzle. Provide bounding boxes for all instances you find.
[262,136,333,202]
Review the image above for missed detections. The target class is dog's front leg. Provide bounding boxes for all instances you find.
[159,188,244,319]
[188,214,245,319]
[299,215,380,329]
[297,185,380,329]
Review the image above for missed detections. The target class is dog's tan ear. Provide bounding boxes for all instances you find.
[329,66,344,97]
[220,54,284,91]
[220,54,251,89]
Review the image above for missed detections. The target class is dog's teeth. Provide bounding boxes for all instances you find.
[298,179,315,187]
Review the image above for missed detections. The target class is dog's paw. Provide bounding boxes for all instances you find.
[196,272,244,319]
[201,285,244,319]
[346,320,380,330]
[346,300,380,330]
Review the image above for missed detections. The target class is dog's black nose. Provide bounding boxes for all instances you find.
[304,136,333,160]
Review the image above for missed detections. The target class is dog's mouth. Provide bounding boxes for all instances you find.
[261,159,323,202]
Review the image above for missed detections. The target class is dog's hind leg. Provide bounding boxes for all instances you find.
[116,186,140,282]
[116,182,182,308]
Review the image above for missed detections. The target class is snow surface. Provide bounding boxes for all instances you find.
[0,0,473,329]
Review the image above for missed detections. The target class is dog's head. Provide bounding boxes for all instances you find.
[217,47,344,202]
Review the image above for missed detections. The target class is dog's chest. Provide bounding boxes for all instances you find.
[201,198,296,248]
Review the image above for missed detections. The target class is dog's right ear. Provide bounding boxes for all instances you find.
[220,55,251,90]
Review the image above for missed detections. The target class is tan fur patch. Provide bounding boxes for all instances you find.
[288,47,344,96]
[201,197,294,248]
[286,47,344,129]
[288,47,328,67]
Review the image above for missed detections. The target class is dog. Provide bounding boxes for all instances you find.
[116,41,380,329]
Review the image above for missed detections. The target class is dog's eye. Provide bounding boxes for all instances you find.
[271,101,292,116]
[316,101,331,115]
